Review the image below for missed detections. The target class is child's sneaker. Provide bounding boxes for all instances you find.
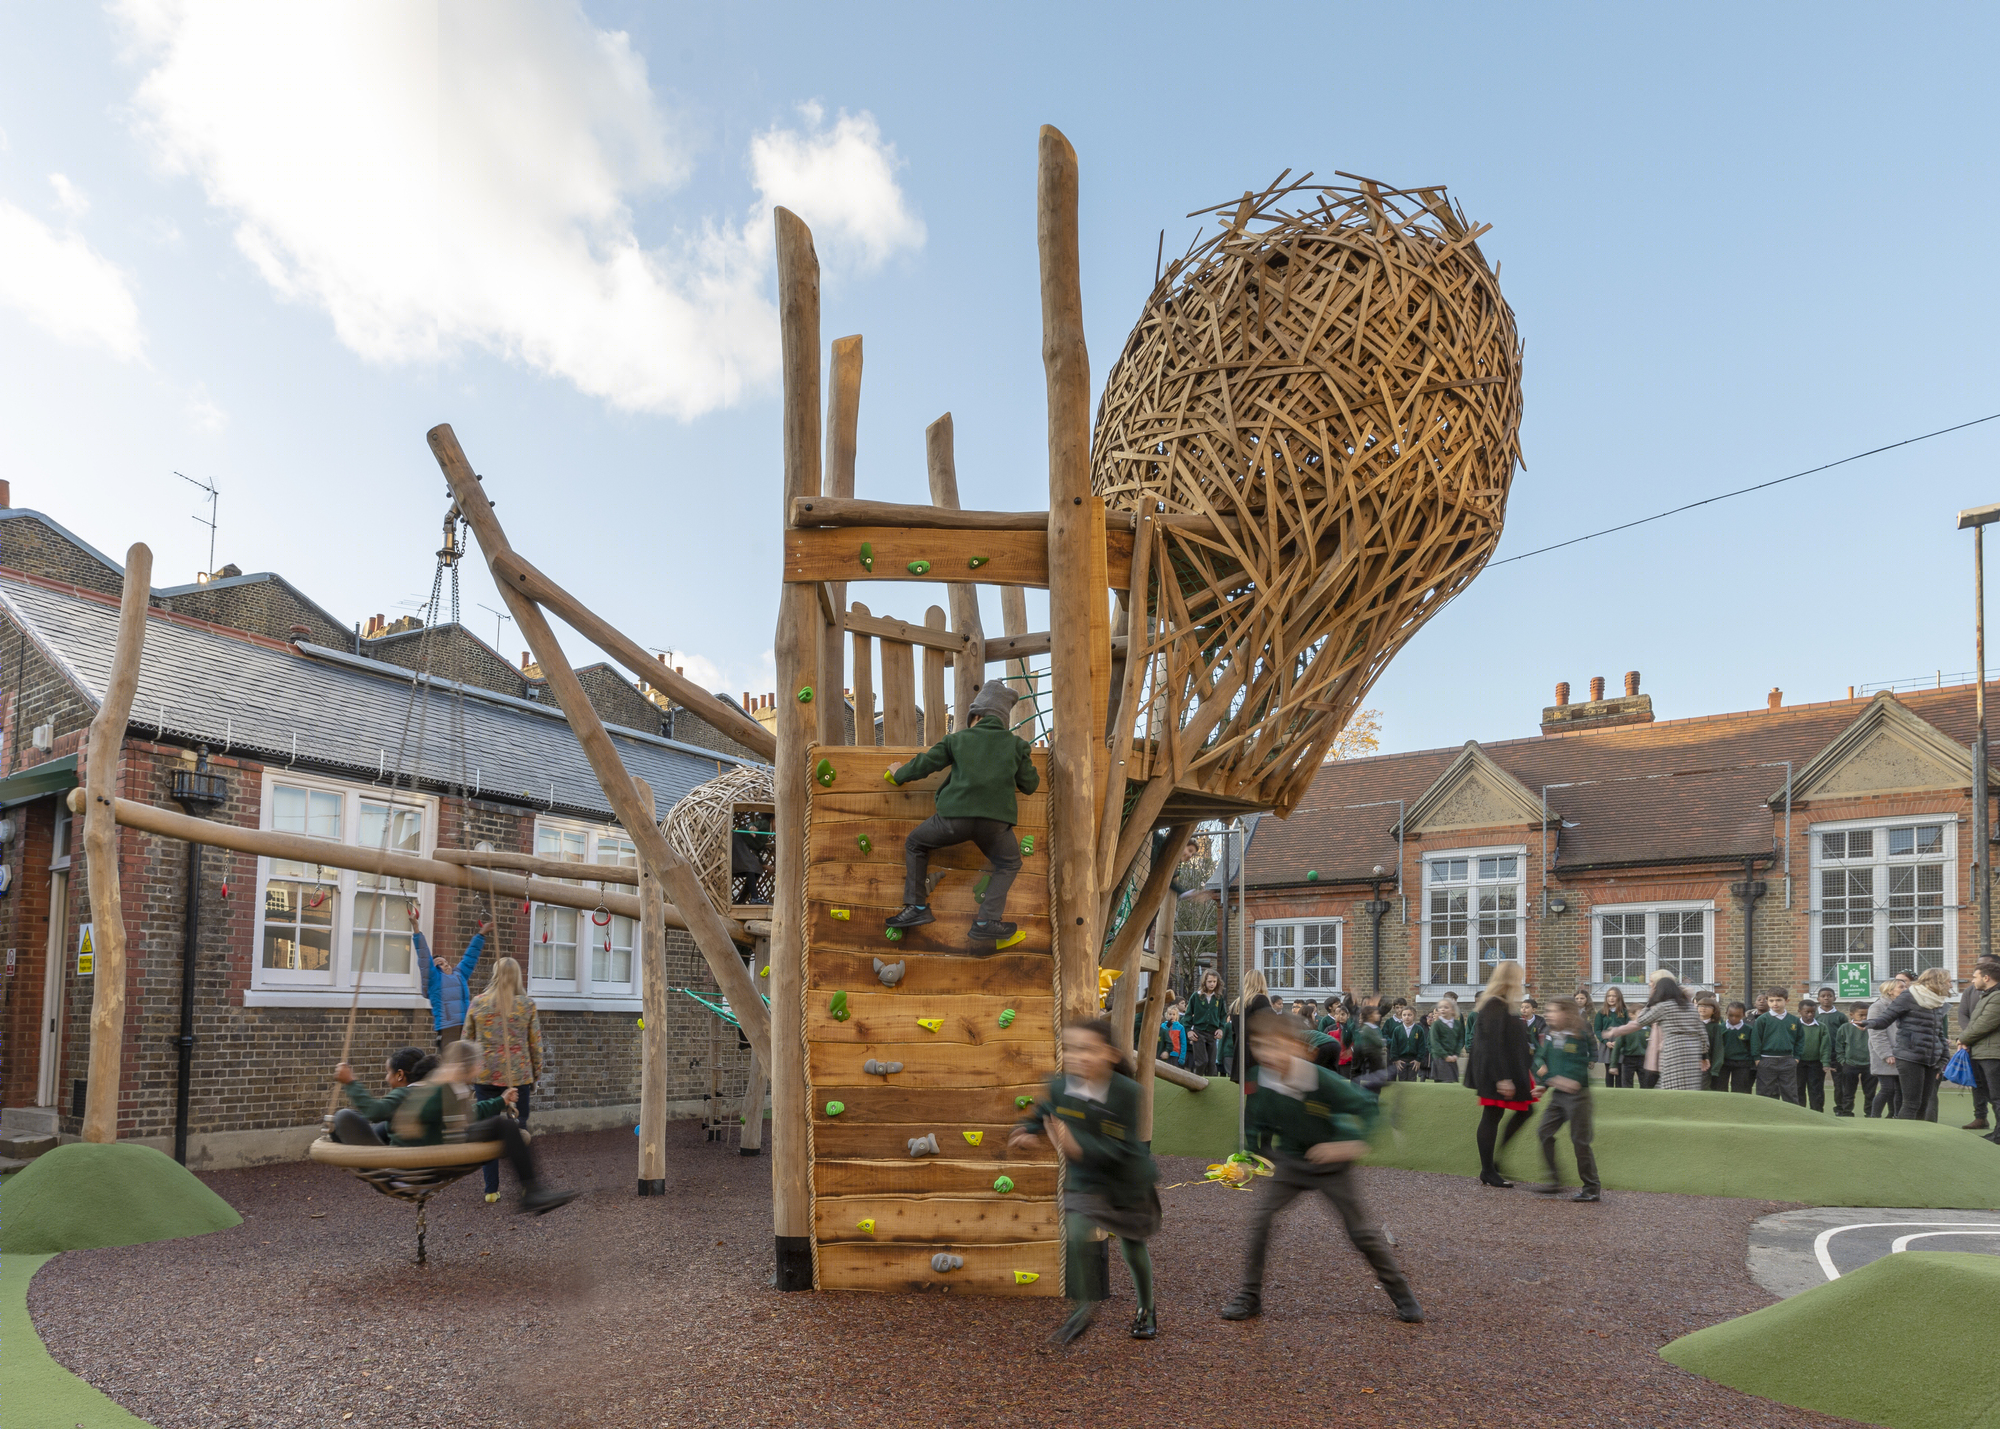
[521,1188,579,1215]
[885,905,935,930]
[968,919,1017,943]
[1218,1291,1261,1321]
[484,1192,500,1204]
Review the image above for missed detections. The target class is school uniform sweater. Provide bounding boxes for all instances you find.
[1245,1058,1381,1154]
[1750,1012,1804,1060]
[1531,1027,1597,1087]
[1716,1020,1756,1066]
[1185,992,1227,1034]
[1387,1020,1425,1061]
[1427,1016,1468,1059]
[1017,1071,1157,1207]
[1833,1018,1872,1068]
[890,714,1040,823]
[1796,1020,1829,1063]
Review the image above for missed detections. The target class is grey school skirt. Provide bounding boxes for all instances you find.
[1066,1186,1162,1242]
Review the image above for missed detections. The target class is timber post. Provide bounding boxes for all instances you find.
[634,776,668,1195]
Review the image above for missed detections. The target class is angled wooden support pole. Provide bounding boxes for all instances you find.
[738,935,772,1153]
[820,335,862,748]
[1104,822,1196,1062]
[770,205,821,1291]
[428,423,771,1062]
[926,414,987,727]
[634,775,668,1195]
[80,542,151,1143]
[1138,890,1189,1139]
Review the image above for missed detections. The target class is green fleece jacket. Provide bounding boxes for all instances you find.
[1185,992,1226,1033]
[890,714,1040,824]
[342,1081,414,1124]
[1716,1019,1755,1066]
[1426,1015,1468,1059]
[1750,1012,1804,1060]
[1959,986,2000,1060]
[1833,1018,1872,1068]
[1017,1071,1157,1206]
[1532,1026,1597,1087]
[388,1081,509,1147]
[1245,1059,1380,1155]
[1797,1020,1829,1062]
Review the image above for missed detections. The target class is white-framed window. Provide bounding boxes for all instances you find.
[1812,815,1955,981]
[1255,919,1342,999]
[247,771,435,1006]
[528,817,640,1006]
[1422,847,1523,993]
[1591,901,1714,992]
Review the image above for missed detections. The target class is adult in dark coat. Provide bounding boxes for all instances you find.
[1469,962,1536,1188]
[1866,966,1952,1123]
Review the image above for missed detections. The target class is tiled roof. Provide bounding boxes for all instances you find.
[153,569,352,637]
[1,574,756,821]
[1246,686,1995,886]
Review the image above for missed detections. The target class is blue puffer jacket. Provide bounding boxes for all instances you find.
[420,931,486,1034]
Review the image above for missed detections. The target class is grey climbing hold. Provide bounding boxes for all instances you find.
[931,1253,964,1273]
[872,957,906,988]
[863,1059,905,1076]
[908,1132,940,1158]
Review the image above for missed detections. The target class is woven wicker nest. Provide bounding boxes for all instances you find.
[663,764,776,911]
[1093,174,1523,814]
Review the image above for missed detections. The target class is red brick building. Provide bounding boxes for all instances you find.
[1238,674,1992,1012]
[0,501,766,1166]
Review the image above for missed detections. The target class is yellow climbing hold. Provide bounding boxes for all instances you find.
[831,908,851,920]
[856,1218,876,1235]
[917,1017,943,1033]
[760,965,771,977]
[636,1017,644,1029]
[883,766,900,785]
[961,1130,983,1146]
[995,930,1026,951]
[1013,1270,1038,1284]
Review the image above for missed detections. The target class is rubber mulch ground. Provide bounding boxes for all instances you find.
[27,1121,1862,1429]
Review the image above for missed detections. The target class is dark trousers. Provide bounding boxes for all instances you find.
[1718,1063,1754,1094]
[1238,1153,1411,1305]
[903,815,1020,922]
[1395,1059,1421,1082]
[1616,1056,1650,1089]
[1977,1059,2000,1141]
[475,1083,532,1192]
[1797,1059,1825,1112]
[1867,1071,1901,1118]
[331,1108,385,1145]
[1538,1088,1600,1194]
[1756,1056,1800,1105]
[1832,1065,1863,1115]
[1476,1103,1533,1179]
[1896,1063,1940,1122]
[1975,1053,1993,1123]
[330,1108,538,1193]
[1188,1030,1220,1077]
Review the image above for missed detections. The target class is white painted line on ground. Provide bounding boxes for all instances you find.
[1812,1221,2000,1282]
[1888,1229,2000,1254]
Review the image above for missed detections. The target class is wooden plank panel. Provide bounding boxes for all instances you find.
[811,787,1049,825]
[809,823,1049,872]
[844,607,968,652]
[810,1120,1048,1163]
[817,1195,1060,1244]
[814,1158,1058,1198]
[809,949,1052,996]
[807,993,1053,1046]
[817,1240,1062,1296]
[808,862,1048,916]
[880,641,918,745]
[811,1039,1053,1089]
[787,527,1133,591]
[808,902,1050,958]
[813,1084,1043,1125]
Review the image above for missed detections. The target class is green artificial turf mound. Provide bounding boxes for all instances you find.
[1150,1080,2000,1208]
[0,1142,240,1253]
[1,1253,151,1426]
[1662,1251,2000,1428]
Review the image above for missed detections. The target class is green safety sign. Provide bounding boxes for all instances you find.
[1835,961,1874,1001]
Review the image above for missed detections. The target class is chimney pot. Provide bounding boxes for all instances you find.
[0,479,12,508]
[521,651,531,670]
[1554,681,1570,707]
[675,666,683,676]
[1589,675,1606,702]
[1624,670,1640,697]
[1768,687,1783,710]
[288,623,310,639]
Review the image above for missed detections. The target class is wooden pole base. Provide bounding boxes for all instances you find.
[774,1235,814,1291]
[637,1179,666,1196]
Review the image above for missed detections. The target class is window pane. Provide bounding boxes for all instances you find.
[358,803,423,899]
[1915,824,1943,855]
[307,790,341,839]
[352,892,415,975]
[1847,829,1873,859]
[1601,911,1646,984]
[592,913,636,986]
[1657,910,1705,984]
[533,905,578,983]
[1888,827,1914,857]
[273,785,307,834]
[261,877,334,972]
[1301,923,1338,990]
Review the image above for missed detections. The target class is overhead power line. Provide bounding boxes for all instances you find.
[1487,410,2000,568]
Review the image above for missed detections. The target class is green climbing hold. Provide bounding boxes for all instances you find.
[1015,1095,1035,1110]
[997,1008,1016,1029]
[907,559,932,576]
[829,990,850,1022]
[797,686,814,704]
[992,1175,1014,1194]
[815,756,836,787]
[885,927,904,942]
[857,834,873,854]
[859,541,874,572]
[973,873,991,901]
[968,556,989,570]
[1019,834,1034,856]
[825,1101,845,1117]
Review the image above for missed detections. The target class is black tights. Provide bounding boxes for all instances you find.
[1477,1103,1533,1178]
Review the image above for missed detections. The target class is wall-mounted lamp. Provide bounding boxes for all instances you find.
[1547,894,1569,915]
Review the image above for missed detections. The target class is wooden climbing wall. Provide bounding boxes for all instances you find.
[804,745,1062,1296]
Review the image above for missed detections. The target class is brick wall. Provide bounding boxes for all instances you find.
[569,664,667,735]
[366,625,527,699]
[0,515,122,596]
[664,703,764,762]
[0,609,96,775]
[156,578,348,648]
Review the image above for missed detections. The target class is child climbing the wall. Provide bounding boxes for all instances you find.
[1219,1010,1423,1325]
[884,679,1041,949]
[1010,1016,1162,1345]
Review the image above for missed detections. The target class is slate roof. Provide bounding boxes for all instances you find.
[1246,685,1997,887]
[0,573,756,822]
[153,569,352,638]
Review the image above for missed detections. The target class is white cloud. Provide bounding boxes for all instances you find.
[114,0,923,418]
[186,382,226,432]
[0,201,144,360]
[48,174,90,218]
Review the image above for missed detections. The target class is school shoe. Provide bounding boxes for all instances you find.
[1218,1291,1261,1321]
[1965,1120,1990,1131]
[1478,1171,1513,1189]
[885,904,935,930]
[520,1188,579,1215]
[968,919,1017,943]
[1572,1190,1602,1203]
[1048,1305,1097,1345]
[1535,1182,1566,1196]
[1389,1291,1425,1324]
[1128,1308,1159,1340]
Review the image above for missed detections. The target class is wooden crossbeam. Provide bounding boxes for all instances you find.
[844,607,968,652]
[433,847,638,886]
[791,495,1239,539]
[785,525,1133,590]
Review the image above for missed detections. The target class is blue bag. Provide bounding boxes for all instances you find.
[1944,1045,1976,1088]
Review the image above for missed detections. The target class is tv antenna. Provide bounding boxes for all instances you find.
[175,471,218,580]
[478,602,513,650]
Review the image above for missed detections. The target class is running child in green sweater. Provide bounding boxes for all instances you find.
[1531,1001,1601,1202]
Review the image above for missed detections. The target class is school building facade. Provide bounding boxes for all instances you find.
[1238,673,1993,1012]
[0,498,768,1168]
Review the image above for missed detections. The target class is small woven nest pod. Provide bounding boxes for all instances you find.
[1094,174,1523,814]
[663,764,775,912]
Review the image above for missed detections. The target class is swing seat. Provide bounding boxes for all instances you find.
[309,1136,512,1171]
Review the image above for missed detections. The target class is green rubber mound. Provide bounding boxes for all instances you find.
[1,1142,240,1253]
[1663,1251,2000,1428]
[1151,1080,2000,1208]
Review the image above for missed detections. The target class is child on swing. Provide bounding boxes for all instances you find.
[1010,1017,1162,1344]
[885,680,1041,949]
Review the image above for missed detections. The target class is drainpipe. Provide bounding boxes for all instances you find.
[1731,857,1768,1009]
[1364,866,1390,995]
[174,839,201,1165]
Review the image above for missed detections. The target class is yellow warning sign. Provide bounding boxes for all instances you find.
[76,923,94,977]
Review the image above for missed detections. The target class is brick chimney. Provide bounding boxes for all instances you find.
[522,651,532,670]
[1542,669,1655,735]
[0,479,12,508]
[1768,688,1783,710]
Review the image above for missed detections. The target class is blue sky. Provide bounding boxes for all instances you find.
[2,2,1996,755]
